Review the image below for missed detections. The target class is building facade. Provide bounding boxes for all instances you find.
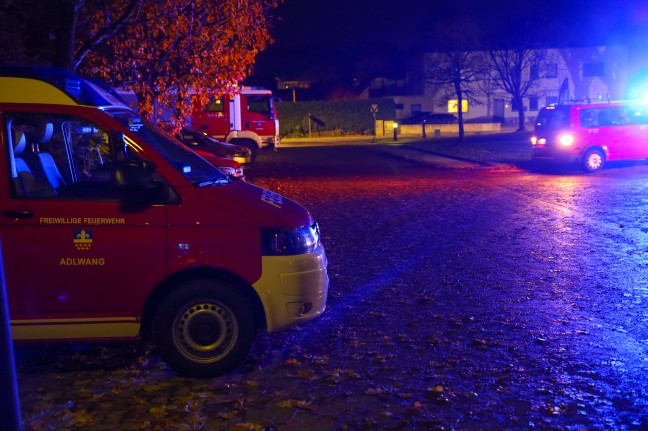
[368,45,629,127]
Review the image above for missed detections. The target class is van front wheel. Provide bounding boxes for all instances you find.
[582,149,605,173]
[153,280,256,377]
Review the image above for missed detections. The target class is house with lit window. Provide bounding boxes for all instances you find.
[365,45,630,127]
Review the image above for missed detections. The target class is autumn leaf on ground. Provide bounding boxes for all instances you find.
[218,409,240,420]
[61,409,95,427]
[366,386,389,395]
[292,368,316,379]
[149,405,169,416]
[284,358,301,367]
[412,401,425,412]
[327,368,361,382]
[143,383,163,392]
[276,399,313,409]
[230,422,265,431]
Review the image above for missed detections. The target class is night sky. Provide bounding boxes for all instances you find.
[248,0,648,89]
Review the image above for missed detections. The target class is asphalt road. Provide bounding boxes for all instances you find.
[14,140,648,430]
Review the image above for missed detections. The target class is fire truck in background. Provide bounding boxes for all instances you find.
[190,87,280,161]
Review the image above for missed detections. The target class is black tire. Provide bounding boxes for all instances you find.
[153,279,256,377]
[581,148,605,173]
[233,140,258,162]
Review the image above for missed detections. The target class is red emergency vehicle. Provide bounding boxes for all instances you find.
[194,150,245,180]
[190,86,280,160]
[0,67,328,377]
[532,100,648,172]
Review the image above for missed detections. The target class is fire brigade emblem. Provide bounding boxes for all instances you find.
[73,229,93,251]
[261,189,283,208]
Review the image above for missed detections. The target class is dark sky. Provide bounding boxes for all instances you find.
[247,0,648,88]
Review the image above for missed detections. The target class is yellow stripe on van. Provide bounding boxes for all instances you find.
[11,317,140,340]
[0,77,78,106]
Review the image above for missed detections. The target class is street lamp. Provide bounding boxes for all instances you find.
[393,121,398,142]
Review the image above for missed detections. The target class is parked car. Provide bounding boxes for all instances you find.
[195,150,245,180]
[177,127,252,164]
[400,112,458,124]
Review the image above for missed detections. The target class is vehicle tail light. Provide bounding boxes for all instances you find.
[531,136,547,146]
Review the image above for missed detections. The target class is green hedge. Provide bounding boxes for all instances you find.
[277,99,396,137]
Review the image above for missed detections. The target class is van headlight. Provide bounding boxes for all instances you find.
[261,223,320,255]
[558,133,574,146]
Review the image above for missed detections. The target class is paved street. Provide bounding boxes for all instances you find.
[15,136,648,430]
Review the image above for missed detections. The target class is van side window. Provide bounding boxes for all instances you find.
[627,105,648,125]
[579,109,599,128]
[6,112,132,200]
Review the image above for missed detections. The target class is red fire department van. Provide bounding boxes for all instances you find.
[531,100,648,172]
[190,87,280,160]
[0,67,328,377]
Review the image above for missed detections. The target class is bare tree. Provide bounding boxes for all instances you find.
[471,70,500,118]
[488,48,547,131]
[423,18,487,141]
[425,49,488,142]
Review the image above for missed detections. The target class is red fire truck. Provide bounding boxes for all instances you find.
[190,87,280,160]
[0,66,327,377]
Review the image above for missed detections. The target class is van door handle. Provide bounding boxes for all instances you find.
[2,210,34,219]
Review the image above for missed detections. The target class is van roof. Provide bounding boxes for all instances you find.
[546,99,646,109]
[0,65,131,109]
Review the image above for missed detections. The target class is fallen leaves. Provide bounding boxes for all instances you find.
[63,409,95,427]
[327,368,362,383]
[275,399,313,409]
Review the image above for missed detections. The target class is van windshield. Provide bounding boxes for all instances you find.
[535,106,571,132]
[109,110,227,185]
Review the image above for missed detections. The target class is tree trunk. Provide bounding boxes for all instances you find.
[52,0,82,70]
[516,96,525,132]
[456,83,465,142]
